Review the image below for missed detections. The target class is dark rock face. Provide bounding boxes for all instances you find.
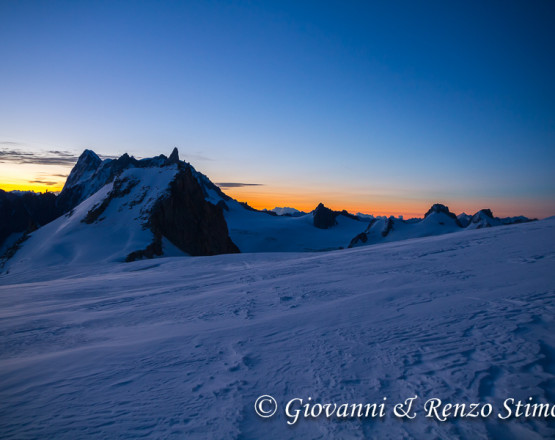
[313,203,339,229]
[0,190,58,248]
[312,204,362,229]
[125,234,163,262]
[166,147,180,165]
[348,232,368,248]
[475,209,494,219]
[381,217,395,237]
[150,165,239,256]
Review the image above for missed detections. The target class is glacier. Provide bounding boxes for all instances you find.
[0,218,554,439]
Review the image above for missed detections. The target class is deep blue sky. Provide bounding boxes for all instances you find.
[1,0,554,217]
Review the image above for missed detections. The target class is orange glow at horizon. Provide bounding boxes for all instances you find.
[0,164,551,219]
[223,187,551,219]
[226,190,423,217]
[0,182,64,193]
[0,163,68,194]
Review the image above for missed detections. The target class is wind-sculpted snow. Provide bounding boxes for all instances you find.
[0,220,554,439]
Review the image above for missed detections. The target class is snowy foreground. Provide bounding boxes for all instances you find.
[1,220,554,439]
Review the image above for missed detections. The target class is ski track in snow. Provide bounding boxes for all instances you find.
[0,220,554,439]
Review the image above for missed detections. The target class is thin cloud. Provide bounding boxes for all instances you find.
[217,182,264,188]
[182,152,213,162]
[49,150,76,157]
[28,180,59,186]
[36,172,69,178]
[0,148,79,165]
[0,141,26,147]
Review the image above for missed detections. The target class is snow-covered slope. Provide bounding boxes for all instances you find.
[0,219,553,439]
[224,199,368,252]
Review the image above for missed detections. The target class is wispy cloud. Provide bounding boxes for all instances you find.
[216,182,264,188]
[28,179,59,186]
[182,152,213,162]
[0,141,26,147]
[0,148,79,166]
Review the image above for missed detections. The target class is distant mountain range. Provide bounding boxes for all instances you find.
[0,149,536,271]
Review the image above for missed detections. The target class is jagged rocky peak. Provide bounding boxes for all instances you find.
[57,148,188,215]
[167,147,180,165]
[313,203,338,229]
[64,149,102,188]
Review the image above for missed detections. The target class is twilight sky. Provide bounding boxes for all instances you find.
[1,0,554,218]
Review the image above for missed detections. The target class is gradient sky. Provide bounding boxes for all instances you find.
[1,0,554,218]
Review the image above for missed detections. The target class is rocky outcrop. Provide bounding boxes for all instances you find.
[475,208,494,219]
[313,203,339,229]
[312,203,362,229]
[348,232,368,248]
[381,217,395,237]
[149,165,239,256]
[125,234,163,262]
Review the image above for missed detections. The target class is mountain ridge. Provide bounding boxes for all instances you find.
[1,149,538,270]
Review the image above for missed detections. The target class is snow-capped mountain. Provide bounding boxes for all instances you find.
[2,149,238,272]
[267,207,306,216]
[348,203,535,248]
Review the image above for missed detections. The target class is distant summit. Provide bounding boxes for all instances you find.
[268,207,305,217]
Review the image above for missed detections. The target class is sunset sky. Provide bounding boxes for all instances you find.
[1,1,554,218]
